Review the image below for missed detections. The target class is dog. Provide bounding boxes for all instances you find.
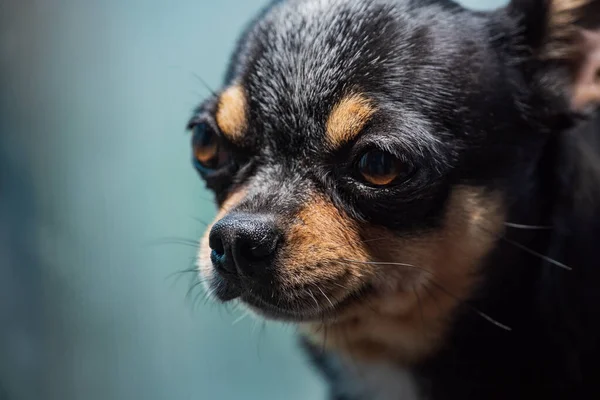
[188,0,600,398]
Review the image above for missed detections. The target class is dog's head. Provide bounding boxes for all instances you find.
[190,0,600,362]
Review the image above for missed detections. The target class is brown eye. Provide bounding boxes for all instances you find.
[192,122,230,170]
[358,150,405,186]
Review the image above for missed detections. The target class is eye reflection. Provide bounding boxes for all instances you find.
[192,122,230,170]
[358,150,405,186]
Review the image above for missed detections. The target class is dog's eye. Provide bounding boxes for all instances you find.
[191,122,230,171]
[357,150,405,186]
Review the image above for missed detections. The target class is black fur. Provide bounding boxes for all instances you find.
[189,0,600,398]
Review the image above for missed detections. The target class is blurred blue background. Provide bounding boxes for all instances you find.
[0,1,506,399]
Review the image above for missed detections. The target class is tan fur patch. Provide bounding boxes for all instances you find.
[299,186,505,364]
[215,85,247,142]
[197,188,247,284]
[326,94,376,148]
[543,0,592,60]
[273,195,372,305]
[572,29,600,110]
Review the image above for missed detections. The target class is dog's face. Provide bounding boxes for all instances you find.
[190,0,600,362]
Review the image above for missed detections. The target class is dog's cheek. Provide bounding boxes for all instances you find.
[274,193,374,301]
[302,186,506,364]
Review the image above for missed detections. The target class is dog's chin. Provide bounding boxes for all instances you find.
[204,270,373,323]
[240,284,373,323]
[238,292,324,322]
[204,276,369,323]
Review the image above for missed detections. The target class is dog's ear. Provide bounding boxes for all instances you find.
[508,0,600,113]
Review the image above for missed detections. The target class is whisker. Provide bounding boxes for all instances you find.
[256,321,267,360]
[504,222,553,230]
[360,236,402,244]
[165,266,198,283]
[192,193,217,203]
[251,311,262,335]
[145,237,199,249]
[186,279,204,302]
[473,217,572,271]
[328,257,511,331]
[192,290,211,311]
[232,314,248,326]
[315,285,335,309]
[191,72,218,97]
[193,287,210,310]
[330,281,352,290]
[339,214,567,272]
[337,258,424,270]
[413,285,426,331]
[307,289,320,310]
[500,235,572,271]
[427,280,512,331]
[192,217,211,227]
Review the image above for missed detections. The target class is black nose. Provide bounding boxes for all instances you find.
[209,213,281,278]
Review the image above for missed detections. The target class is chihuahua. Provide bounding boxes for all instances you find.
[188,0,600,398]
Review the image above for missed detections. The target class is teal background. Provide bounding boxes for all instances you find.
[0,1,506,399]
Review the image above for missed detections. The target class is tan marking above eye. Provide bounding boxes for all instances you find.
[215,85,247,141]
[326,93,376,148]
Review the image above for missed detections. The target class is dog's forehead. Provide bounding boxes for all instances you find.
[223,0,493,151]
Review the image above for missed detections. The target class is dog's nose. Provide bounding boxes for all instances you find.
[209,213,281,277]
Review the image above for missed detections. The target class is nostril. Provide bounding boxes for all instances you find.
[239,233,280,263]
[209,213,281,278]
[210,249,225,269]
[209,233,225,257]
[209,223,237,274]
[248,244,270,261]
[236,231,279,273]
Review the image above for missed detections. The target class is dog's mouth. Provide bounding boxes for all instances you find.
[240,284,373,323]
[208,273,373,323]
